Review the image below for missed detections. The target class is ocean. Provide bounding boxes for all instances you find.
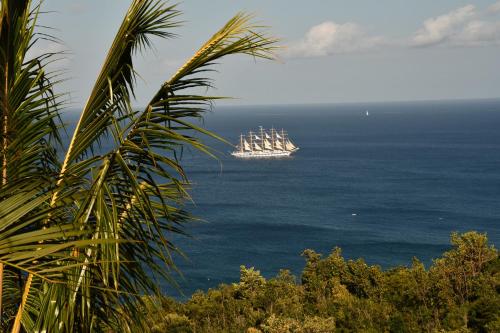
[168,99,500,297]
[65,99,500,297]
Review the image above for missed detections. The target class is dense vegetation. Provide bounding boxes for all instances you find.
[140,232,499,333]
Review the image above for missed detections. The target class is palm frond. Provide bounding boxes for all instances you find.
[0,0,63,181]
[1,1,65,331]
[61,0,180,169]
[1,2,279,332]
[58,12,278,331]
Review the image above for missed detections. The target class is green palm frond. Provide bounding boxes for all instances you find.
[1,1,65,331]
[0,1,278,332]
[0,0,63,181]
[45,11,279,332]
[61,0,181,169]
[94,10,277,279]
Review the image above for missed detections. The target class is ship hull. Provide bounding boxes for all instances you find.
[231,149,298,158]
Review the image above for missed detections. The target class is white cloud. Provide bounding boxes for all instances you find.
[286,2,500,58]
[412,4,500,47]
[456,20,500,45]
[412,5,477,47]
[487,1,500,14]
[285,21,385,58]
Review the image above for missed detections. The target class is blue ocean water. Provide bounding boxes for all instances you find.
[63,99,500,297]
[165,99,500,297]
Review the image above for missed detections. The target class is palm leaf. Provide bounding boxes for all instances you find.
[58,11,278,332]
[1,1,278,332]
[61,0,180,170]
[1,1,64,331]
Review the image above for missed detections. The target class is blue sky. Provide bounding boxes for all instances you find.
[39,0,500,106]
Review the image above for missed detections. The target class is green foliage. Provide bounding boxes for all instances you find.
[148,232,499,333]
[0,0,277,331]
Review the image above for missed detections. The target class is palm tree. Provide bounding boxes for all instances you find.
[0,0,277,331]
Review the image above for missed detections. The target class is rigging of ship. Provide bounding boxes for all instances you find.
[231,126,299,158]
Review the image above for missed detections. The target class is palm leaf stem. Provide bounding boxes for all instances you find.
[0,59,6,327]
[70,158,115,302]
[11,274,32,333]
[0,1,10,323]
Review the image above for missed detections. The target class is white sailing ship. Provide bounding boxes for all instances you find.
[231,126,299,158]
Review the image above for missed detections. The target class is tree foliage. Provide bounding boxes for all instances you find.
[142,232,499,333]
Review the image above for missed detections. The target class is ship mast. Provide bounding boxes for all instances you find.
[240,134,244,152]
[281,129,286,151]
[271,127,275,150]
[249,131,254,152]
[259,126,265,150]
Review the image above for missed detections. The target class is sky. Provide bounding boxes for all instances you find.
[38,0,500,107]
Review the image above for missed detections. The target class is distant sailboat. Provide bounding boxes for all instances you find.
[366,110,369,116]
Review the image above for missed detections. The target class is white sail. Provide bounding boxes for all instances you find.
[276,133,282,139]
[243,139,251,151]
[254,135,261,140]
[253,143,262,151]
[263,139,272,150]
[265,133,271,139]
[285,140,296,151]
[275,141,283,150]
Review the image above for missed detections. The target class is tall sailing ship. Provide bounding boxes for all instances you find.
[231,126,299,158]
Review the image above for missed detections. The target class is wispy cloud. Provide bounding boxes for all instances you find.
[487,1,500,14]
[285,21,385,58]
[68,2,87,15]
[286,2,500,58]
[412,4,500,47]
[412,5,477,47]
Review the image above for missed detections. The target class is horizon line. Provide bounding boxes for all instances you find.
[62,96,500,111]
